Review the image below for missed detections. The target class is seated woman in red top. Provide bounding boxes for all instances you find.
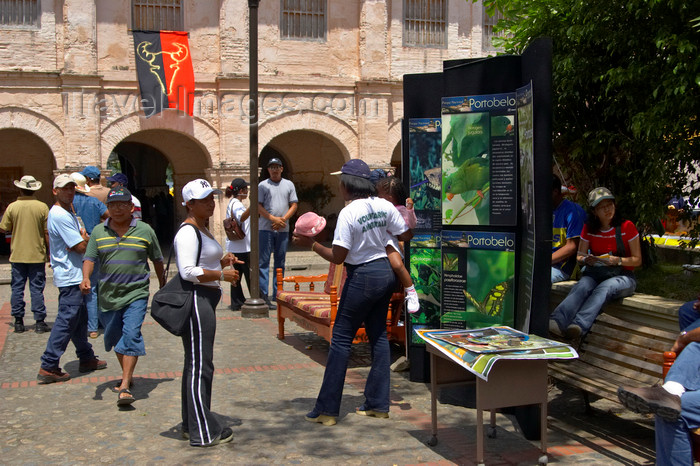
[549,187,642,340]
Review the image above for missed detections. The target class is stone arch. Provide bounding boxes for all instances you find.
[0,106,63,163]
[259,111,357,162]
[100,111,219,168]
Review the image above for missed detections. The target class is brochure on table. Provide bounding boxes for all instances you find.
[417,327,578,381]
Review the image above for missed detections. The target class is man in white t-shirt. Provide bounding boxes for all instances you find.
[258,158,297,309]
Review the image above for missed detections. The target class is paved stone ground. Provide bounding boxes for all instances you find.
[0,251,657,464]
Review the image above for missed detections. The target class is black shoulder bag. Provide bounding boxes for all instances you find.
[150,223,202,336]
[582,226,626,282]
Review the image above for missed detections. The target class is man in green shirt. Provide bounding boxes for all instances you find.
[81,187,165,407]
[0,175,50,333]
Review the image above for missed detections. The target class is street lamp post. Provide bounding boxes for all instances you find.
[241,0,268,318]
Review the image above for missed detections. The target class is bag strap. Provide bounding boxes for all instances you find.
[164,223,202,279]
[614,226,626,258]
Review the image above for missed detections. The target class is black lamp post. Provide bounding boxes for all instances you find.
[241,0,268,317]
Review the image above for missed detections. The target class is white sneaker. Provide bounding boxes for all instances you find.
[405,286,420,314]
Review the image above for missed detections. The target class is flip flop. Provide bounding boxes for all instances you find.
[110,380,134,393]
[89,331,99,339]
[117,388,135,407]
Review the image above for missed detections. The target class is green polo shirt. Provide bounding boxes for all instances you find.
[84,218,163,311]
[0,196,49,263]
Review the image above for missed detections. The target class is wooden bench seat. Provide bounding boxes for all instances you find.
[275,264,405,345]
[549,313,678,409]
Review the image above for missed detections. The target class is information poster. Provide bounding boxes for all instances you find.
[408,118,442,231]
[516,82,535,330]
[440,230,516,330]
[441,94,517,226]
[408,233,442,344]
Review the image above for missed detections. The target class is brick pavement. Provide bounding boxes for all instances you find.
[0,252,657,464]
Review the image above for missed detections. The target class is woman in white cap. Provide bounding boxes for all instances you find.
[174,179,240,446]
[224,178,251,310]
[293,159,412,426]
[549,187,641,340]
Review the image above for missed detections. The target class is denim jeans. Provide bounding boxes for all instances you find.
[550,274,636,335]
[550,267,570,284]
[258,230,288,300]
[655,342,700,465]
[679,300,700,332]
[101,298,148,356]
[311,258,396,417]
[10,262,46,321]
[84,263,99,332]
[40,285,96,370]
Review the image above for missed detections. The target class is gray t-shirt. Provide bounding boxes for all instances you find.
[258,178,298,232]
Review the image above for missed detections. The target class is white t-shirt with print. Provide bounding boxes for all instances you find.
[333,197,408,265]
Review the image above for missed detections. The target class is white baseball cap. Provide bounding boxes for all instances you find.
[181,179,222,206]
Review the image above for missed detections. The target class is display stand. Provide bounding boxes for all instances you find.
[425,344,549,466]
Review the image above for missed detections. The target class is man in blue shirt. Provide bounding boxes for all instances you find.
[70,172,108,338]
[37,174,106,384]
[551,175,586,283]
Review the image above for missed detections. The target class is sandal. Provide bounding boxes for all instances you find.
[89,331,99,339]
[110,380,134,393]
[117,388,135,406]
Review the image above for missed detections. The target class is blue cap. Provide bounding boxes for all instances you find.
[268,158,283,167]
[107,173,128,186]
[369,169,387,185]
[331,159,371,179]
[80,165,101,179]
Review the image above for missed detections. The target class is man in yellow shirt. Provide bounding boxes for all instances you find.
[0,175,50,333]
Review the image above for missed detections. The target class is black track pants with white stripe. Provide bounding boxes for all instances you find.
[180,286,222,446]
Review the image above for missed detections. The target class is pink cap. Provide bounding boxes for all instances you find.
[294,212,327,237]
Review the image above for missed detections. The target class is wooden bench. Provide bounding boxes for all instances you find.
[275,264,405,345]
[548,281,683,410]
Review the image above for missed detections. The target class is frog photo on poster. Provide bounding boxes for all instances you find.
[441,94,517,227]
[440,231,515,329]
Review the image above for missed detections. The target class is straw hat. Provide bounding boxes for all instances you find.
[70,172,91,193]
[13,175,42,191]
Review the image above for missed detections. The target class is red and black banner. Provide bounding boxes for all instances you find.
[133,30,195,118]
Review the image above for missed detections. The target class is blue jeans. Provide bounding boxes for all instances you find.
[101,298,148,356]
[10,262,46,321]
[550,274,636,335]
[84,263,99,332]
[679,300,700,332]
[311,258,396,417]
[259,230,288,300]
[656,342,700,465]
[40,285,96,370]
[551,267,570,284]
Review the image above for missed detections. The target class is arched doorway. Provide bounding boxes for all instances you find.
[107,129,211,246]
[108,142,174,245]
[0,128,55,207]
[261,130,346,247]
[0,128,55,256]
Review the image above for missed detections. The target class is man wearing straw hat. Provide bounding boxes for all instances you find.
[0,175,50,334]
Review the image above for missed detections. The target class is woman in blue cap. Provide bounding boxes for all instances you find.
[293,159,412,426]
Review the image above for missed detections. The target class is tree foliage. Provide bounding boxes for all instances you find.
[480,0,700,236]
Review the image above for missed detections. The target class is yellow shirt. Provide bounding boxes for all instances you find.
[0,196,49,263]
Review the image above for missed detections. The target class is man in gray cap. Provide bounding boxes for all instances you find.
[0,175,50,333]
[258,158,298,309]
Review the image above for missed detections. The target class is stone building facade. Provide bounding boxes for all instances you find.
[0,0,499,242]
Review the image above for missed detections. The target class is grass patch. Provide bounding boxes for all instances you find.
[635,263,700,302]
